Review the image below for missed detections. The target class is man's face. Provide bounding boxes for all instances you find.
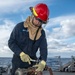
[32,16,42,27]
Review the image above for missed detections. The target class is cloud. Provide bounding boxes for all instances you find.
[0,14,75,57]
[60,19,75,37]
[0,0,24,13]
[0,19,15,57]
[0,0,36,14]
[45,15,75,57]
[46,15,75,38]
[46,15,75,27]
[0,0,50,14]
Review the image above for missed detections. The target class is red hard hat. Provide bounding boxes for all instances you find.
[30,3,49,22]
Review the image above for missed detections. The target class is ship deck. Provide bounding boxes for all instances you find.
[2,71,75,75]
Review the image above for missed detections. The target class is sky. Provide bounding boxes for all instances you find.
[0,0,75,58]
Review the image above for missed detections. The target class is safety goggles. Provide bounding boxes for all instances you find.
[34,16,47,24]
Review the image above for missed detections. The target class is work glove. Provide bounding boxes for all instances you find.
[20,52,32,64]
[33,60,46,72]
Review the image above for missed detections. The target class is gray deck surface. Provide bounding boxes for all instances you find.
[2,71,75,75]
[43,71,75,75]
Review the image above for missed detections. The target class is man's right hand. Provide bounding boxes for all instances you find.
[20,52,32,64]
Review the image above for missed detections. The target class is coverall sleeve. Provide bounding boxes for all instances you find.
[39,31,48,61]
[8,24,22,56]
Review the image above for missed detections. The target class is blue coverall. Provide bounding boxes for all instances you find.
[8,22,47,75]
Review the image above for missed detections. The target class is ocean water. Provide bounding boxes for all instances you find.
[0,57,12,68]
[46,57,71,70]
[0,57,72,71]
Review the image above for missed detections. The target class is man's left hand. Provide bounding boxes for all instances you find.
[33,60,46,72]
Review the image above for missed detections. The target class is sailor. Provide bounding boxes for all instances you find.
[8,3,50,75]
